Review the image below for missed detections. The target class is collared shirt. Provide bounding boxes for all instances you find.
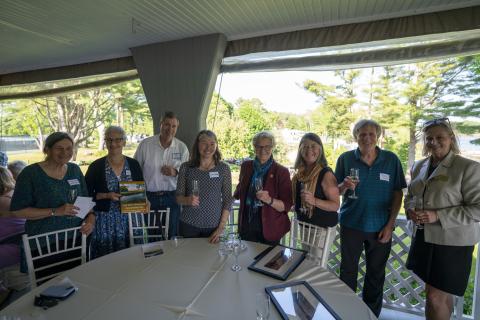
[134,135,189,192]
[335,147,406,232]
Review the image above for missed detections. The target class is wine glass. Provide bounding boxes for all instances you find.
[231,238,242,272]
[413,196,424,230]
[68,188,78,204]
[192,180,199,207]
[348,168,360,199]
[254,177,263,207]
[299,182,309,214]
[218,235,230,257]
[256,292,270,320]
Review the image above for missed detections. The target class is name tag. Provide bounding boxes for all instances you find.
[67,179,80,186]
[172,153,182,160]
[209,171,219,178]
[379,173,390,182]
[125,170,131,176]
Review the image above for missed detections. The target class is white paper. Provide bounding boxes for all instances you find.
[74,196,95,219]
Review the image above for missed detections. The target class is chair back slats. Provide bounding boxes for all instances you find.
[128,209,170,246]
[22,226,87,288]
[290,217,336,268]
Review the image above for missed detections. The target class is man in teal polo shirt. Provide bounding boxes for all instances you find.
[335,119,406,317]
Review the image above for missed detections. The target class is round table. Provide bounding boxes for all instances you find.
[1,239,376,319]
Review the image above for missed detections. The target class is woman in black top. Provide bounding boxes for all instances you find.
[85,126,144,258]
[291,133,340,251]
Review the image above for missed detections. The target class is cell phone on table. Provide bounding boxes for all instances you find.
[40,284,76,300]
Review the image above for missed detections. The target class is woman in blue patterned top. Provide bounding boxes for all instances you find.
[10,132,95,271]
[85,126,144,259]
[176,130,232,243]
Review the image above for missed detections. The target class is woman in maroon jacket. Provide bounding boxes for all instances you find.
[234,131,292,244]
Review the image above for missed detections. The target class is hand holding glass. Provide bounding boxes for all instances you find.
[348,168,360,199]
[192,180,199,206]
[299,182,309,214]
[413,196,424,230]
[254,177,263,207]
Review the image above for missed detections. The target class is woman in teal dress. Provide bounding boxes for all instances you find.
[10,132,95,270]
[86,126,145,259]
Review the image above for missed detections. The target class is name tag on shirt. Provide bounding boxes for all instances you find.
[209,171,219,178]
[126,170,131,176]
[172,153,182,160]
[67,179,80,186]
[379,173,390,182]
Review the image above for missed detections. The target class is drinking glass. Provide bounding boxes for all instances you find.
[256,292,270,320]
[413,196,424,230]
[192,180,199,207]
[68,188,78,204]
[231,238,242,272]
[218,235,230,257]
[172,236,184,248]
[254,177,263,207]
[348,168,360,199]
[299,182,309,214]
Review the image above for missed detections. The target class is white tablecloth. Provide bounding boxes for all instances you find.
[0,239,376,320]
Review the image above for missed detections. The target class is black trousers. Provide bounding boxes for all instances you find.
[179,220,216,239]
[340,225,391,317]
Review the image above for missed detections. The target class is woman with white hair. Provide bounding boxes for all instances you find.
[405,118,480,320]
[85,126,144,259]
[234,131,292,244]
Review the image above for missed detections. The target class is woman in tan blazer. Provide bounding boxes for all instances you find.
[405,118,480,320]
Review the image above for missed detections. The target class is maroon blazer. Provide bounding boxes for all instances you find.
[234,160,292,242]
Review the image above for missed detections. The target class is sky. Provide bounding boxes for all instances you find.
[215,71,337,114]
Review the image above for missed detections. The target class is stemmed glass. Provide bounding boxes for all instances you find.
[348,168,360,199]
[68,188,78,204]
[231,237,242,272]
[254,177,263,207]
[192,180,199,207]
[299,182,309,214]
[256,292,270,320]
[413,196,424,231]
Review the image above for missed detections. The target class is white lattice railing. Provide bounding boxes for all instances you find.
[229,204,479,319]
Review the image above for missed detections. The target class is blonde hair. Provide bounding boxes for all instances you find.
[0,167,15,195]
[422,121,460,156]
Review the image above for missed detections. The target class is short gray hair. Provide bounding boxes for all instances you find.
[352,119,382,141]
[105,126,127,140]
[7,160,26,180]
[252,131,275,147]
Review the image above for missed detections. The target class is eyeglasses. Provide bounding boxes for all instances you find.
[105,138,124,143]
[255,145,273,151]
[423,117,451,129]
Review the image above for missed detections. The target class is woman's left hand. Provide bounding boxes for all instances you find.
[208,226,224,244]
[256,190,271,204]
[81,213,95,236]
[301,191,316,206]
[417,210,439,224]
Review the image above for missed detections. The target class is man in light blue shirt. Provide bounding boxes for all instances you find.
[335,119,406,317]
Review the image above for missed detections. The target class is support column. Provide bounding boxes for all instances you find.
[131,33,227,148]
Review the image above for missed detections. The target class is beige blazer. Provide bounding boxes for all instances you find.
[405,151,480,246]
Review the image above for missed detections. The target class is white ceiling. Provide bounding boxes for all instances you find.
[1,0,480,75]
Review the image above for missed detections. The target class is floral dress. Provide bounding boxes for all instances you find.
[90,160,131,259]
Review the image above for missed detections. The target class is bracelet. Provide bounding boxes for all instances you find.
[268,197,274,206]
[51,208,56,216]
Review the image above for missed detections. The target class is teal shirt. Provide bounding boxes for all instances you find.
[335,147,407,232]
[10,162,88,236]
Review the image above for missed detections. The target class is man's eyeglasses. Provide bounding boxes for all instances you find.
[423,117,451,129]
[255,145,273,151]
[105,138,124,143]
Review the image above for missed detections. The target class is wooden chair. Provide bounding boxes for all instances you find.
[22,226,86,288]
[289,217,336,268]
[128,209,170,246]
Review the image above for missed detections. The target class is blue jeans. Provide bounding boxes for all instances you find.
[146,191,179,238]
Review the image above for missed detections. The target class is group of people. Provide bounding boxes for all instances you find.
[0,112,479,320]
